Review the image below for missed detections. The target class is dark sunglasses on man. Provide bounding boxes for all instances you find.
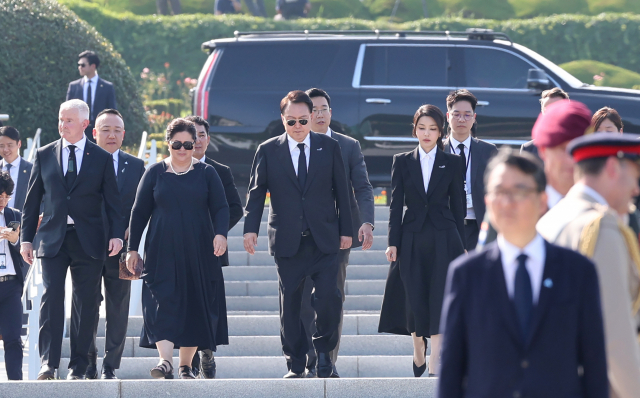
[286,119,309,127]
[77,63,86,67]
[169,140,195,150]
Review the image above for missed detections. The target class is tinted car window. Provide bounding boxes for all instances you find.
[361,46,447,87]
[211,44,339,89]
[463,47,531,89]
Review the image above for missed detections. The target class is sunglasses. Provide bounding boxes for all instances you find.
[77,63,86,67]
[286,119,309,127]
[169,140,195,150]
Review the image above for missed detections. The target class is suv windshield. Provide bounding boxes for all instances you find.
[512,42,584,88]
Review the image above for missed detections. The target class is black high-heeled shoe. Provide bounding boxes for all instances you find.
[413,337,428,377]
[179,365,195,379]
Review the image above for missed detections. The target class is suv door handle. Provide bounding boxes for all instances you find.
[366,98,392,104]
[477,101,490,106]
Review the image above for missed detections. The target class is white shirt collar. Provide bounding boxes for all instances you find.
[2,156,20,168]
[287,132,311,152]
[497,233,546,303]
[84,73,98,84]
[62,135,87,151]
[325,128,332,138]
[572,183,608,206]
[545,184,564,209]
[199,155,206,163]
[498,233,545,270]
[449,134,472,150]
[112,149,120,161]
[418,144,437,161]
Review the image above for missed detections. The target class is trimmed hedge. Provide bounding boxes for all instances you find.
[0,0,148,146]
[560,60,640,89]
[58,2,640,83]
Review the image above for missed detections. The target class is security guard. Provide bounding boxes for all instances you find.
[538,133,640,398]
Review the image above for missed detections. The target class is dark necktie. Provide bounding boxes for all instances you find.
[86,80,93,121]
[5,162,12,177]
[297,143,307,189]
[66,145,78,188]
[514,253,533,340]
[457,143,467,178]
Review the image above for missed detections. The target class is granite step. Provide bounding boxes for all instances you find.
[226,250,388,266]
[228,221,389,237]
[226,295,383,312]
[226,235,388,251]
[222,265,390,281]
[224,279,385,296]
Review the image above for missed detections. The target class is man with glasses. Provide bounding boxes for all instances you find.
[439,149,608,398]
[243,90,352,378]
[300,88,374,377]
[66,51,117,139]
[443,89,498,251]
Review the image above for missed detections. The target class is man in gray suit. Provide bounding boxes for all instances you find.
[0,126,33,212]
[300,88,375,378]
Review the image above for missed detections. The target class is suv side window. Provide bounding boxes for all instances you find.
[462,47,532,89]
[361,45,448,87]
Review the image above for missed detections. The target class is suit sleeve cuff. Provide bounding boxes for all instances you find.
[363,222,375,230]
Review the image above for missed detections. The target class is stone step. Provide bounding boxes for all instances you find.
[222,265,389,281]
[227,250,388,266]
[226,295,382,312]
[228,221,389,237]
[62,335,414,358]
[254,206,390,222]
[224,280,385,297]
[3,378,437,398]
[58,355,431,379]
[227,235,389,251]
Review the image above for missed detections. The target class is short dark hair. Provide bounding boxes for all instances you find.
[0,171,15,196]
[540,87,569,102]
[412,104,445,150]
[446,89,478,112]
[305,88,331,108]
[95,108,123,122]
[78,50,100,68]
[184,115,210,134]
[0,126,21,143]
[165,118,197,142]
[576,158,609,176]
[280,90,313,114]
[485,148,547,193]
[592,107,623,132]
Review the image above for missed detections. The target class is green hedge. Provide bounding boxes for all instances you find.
[59,1,640,85]
[0,0,148,146]
[560,60,640,89]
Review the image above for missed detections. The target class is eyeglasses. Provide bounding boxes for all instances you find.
[312,108,330,115]
[169,140,195,150]
[77,63,86,68]
[487,187,538,202]
[286,119,309,127]
[451,112,474,121]
[0,196,12,202]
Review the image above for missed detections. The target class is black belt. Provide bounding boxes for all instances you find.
[464,219,477,226]
[301,229,311,237]
[0,275,17,282]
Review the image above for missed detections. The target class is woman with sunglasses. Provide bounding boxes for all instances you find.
[126,118,230,379]
[378,105,466,377]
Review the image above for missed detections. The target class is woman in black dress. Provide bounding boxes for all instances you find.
[126,118,230,379]
[378,105,466,377]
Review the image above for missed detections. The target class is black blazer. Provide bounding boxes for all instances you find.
[115,151,146,226]
[7,157,33,211]
[244,132,353,257]
[443,137,498,224]
[204,156,243,266]
[66,77,117,120]
[388,147,466,249]
[21,139,125,260]
[3,207,25,287]
[330,131,375,248]
[439,241,608,398]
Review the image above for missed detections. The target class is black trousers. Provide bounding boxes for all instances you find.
[89,250,131,369]
[275,234,342,374]
[301,248,349,369]
[39,228,103,373]
[464,219,479,251]
[0,278,23,380]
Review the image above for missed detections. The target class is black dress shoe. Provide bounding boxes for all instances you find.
[201,350,217,379]
[37,365,56,380]
[85,362,98,379]
[283,370,305,378]
[304,367,317,378]
[191,351,201,378]
[67,370,86,380]
[179,365,195,379]
[330,365,340,378]
[101,365,117,379]
[316,352,334,378]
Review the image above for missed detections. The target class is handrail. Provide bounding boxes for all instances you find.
[25,128,41,163]
[0,114,9,121]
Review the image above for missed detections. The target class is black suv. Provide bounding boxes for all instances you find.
[192,29,640,188]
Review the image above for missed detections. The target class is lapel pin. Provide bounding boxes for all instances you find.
[23,170,26,173]
[122,168,125,173]
[317,148,323,151]
[439,165,446,168]
[543,278,553,288]
[125,161,128,164]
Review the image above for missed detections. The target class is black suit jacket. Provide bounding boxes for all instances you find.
[21,139,125,260]
[66,77,117,121]
[3,207,25,287]
[10,158,33,212]
[204,157,242,266]
[443,137,498,224]
[388,147,466,249]
[439,241,608,398]
[244,132,353,257]
[329,131,374,248]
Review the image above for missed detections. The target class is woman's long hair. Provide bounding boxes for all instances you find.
[412,104,445,150]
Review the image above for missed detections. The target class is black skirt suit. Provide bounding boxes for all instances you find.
[379,147,467,337]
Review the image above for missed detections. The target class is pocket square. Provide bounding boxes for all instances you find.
[438,165,446,168]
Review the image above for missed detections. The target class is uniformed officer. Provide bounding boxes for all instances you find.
[538,132,640,398]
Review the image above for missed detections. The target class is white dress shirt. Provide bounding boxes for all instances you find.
[449,135,475,219]
[199,155,206,163]
[287,133,311,176]
[2,156,21,209]
[497,233,546,304]
[62,136,87,224]
[82,74,98,115]
[112,149,120,178]
[0,209,16,277]
[325,128,333,138]
[418,145,437,193]
[545,185,564,210]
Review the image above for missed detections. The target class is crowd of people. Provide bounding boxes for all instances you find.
[0,51,638,398]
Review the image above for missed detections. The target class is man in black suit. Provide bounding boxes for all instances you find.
[300,88,375,378]
[0,126,33,212]
[520,87,570,159]
[439,149,608,398]
[83,109,145,380]
[0,172,27,380]
[20,99,125,380]
[186,114,243,379]
[66,51,117,139]
[243,91,352,378]
[443,89,498,251]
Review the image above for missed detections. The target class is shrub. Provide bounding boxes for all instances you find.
[559,60,640,89]
[442,0,515,20]
[508,0,589,18]
[0,0,148,146]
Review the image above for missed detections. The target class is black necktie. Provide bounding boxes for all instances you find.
[66,145,78,188]
[86,80,93,121]
[457,143,467,177]
[5,162,12,176]
[297,143,307,189]
[514,253,533,340]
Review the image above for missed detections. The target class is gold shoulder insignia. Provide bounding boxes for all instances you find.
[618,223,640,316]
[578,214,603,259]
